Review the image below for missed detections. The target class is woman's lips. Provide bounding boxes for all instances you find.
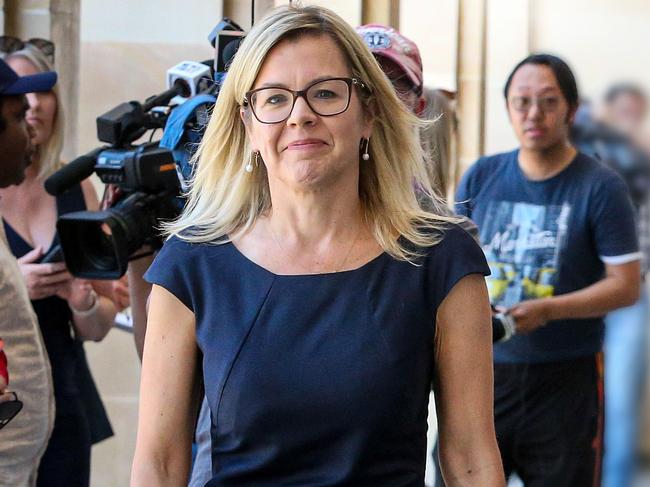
[286,139,327,150]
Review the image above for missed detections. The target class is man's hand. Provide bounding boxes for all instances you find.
[17,247,71,300]
[57,278,96,311]
[110,275,130,311]
[507,298,551,334]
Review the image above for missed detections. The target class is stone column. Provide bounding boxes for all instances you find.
[361,0,399,27]
[50,0,80,160]
[455,0,487,170]
[223,0,274,29]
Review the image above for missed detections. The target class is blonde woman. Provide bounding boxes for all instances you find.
[0,44,116,486]
[421,87,459,203]
[132,5,503,486]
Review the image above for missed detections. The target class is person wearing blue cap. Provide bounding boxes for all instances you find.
[0,57,57,486]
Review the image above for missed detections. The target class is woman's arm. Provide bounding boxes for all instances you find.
[131,284,201,487]
[433,274,505,487]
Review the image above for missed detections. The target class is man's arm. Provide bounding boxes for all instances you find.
[128,254,154,360]
[509,260,640,333]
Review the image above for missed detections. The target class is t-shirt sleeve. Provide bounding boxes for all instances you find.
[429,224,491,313]
[144,235,196,311]
[590,172,641,264]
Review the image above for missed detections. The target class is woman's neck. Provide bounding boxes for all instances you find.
[266,177,364,245]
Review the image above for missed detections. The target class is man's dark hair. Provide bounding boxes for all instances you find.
[604,82,647,105]
[503,53,579,110]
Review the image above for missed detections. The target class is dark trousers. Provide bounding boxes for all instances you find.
[37,397,92,487]
[434,354,604,487]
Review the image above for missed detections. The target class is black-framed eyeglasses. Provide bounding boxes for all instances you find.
[509,95,561,114]
[243,77,369,124]
[0,36,55,64]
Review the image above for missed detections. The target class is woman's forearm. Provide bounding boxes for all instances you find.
[440,446,505,487]
[130,454,191,487]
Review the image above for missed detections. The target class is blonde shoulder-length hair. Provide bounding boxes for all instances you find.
[2,45,64,180]
[165,4,454,262]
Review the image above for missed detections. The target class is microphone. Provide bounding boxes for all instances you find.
[44,148,103,196]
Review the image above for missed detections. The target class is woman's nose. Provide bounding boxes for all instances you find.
[286,95,317,126]
[26,92,39,110]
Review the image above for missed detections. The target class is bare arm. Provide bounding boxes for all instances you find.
[128,254,154,361]
[81,179,131,312]
[131,284,200,486]
[59,178,116,341]
[434,274,505,486]
[509,260,640,333]
[70,283,117,342]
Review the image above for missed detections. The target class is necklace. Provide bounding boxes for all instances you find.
[268,223,363,274]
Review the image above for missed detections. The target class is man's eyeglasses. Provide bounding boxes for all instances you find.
[0,36,55,64]
[243,77,369,124]
[509,96,561,114]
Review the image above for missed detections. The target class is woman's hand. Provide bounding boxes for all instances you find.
[17,247,72,300]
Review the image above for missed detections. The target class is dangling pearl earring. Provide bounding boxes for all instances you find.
[246,151,258,173]
[362,138,370,161]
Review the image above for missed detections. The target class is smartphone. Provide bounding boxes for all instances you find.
[0,393,23,430]
[41,244,64,264]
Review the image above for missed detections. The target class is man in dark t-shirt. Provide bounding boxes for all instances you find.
[453,55,641,486]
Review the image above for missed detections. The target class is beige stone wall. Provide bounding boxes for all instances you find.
[400,0,457,90]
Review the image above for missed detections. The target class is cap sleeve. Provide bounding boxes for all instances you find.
[144,235,196,311]
[427,224,490,313]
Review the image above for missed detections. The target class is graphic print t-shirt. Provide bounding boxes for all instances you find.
[456,150,640,363]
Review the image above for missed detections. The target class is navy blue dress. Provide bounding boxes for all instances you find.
[146,224,489,486]
[4,184,112,487]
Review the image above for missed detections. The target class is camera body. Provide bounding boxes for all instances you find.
[492,312,517,343]
[45,19,244,280]
[56,144,182,279]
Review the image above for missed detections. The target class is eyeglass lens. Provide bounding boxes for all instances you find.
[250,78,351,123]
[511,96,560,113]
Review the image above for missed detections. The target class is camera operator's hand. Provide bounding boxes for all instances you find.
[17,247,72,300]
[56,278,96,311]
[507,298,551,334]
[110,275,130,310]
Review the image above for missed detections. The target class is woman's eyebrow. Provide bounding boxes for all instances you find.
[256,75,343,89]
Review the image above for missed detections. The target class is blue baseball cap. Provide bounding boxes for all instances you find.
[0,58,56,95]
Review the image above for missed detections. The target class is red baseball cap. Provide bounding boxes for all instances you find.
[356,24,423,95]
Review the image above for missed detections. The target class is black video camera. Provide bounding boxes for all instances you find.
[45,86,191,280]
[44,19,245,280]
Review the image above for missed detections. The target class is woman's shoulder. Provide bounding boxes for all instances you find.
[416,222,481,256]
[160,231,231,259]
